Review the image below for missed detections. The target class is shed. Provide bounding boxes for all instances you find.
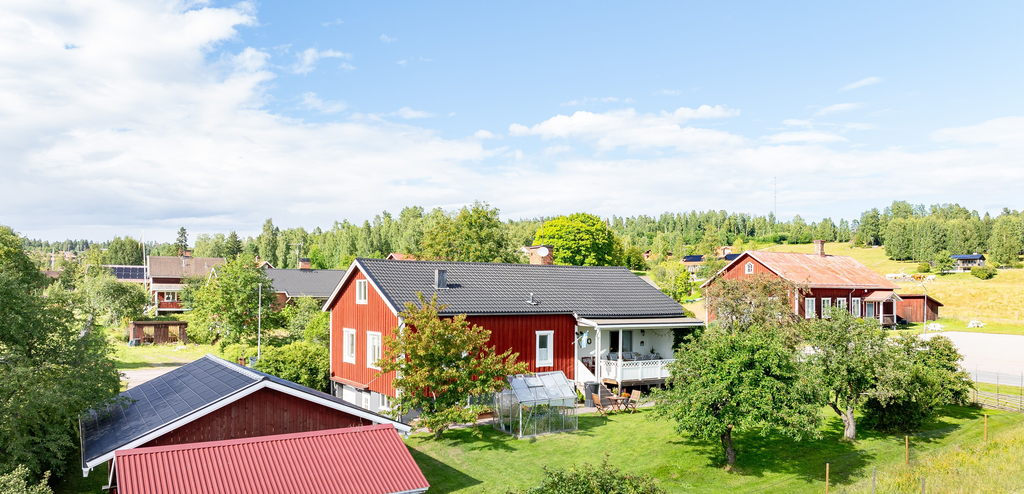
[112,424,428,494]
[127,320,187,345]
[494,371,578,438]
[895,294,943,323]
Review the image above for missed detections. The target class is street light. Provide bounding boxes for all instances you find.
[257,282,262,360]
[918,283,927,335]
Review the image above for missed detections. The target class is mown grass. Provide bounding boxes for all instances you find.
[405,405,1023,494]
[890,320,1024,337]
[109,341,214,370]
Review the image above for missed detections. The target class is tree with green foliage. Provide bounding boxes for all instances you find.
[861,335,973,432]
[534,213,622,266]
[651,325,821,466]
[377,294,528,439]
[0,225,121,479]
[648,260,691,302]
[988,215,1022,267]
[804,309,890,441]
[86,271,150,325]
[513,456,665,494]
[188,256,276,344]
[622,245,646,271]
[420,202,518,263]
[257,219,279,267]
[175,227,189,256]
[106,236,144,265]
[254,341,329,392]
[0,466,52,494]
[280,296,329,346]
[884,218,914,260]
[971,265,997,280]
[193,233,226,258]
[933,250,955,274]
[703,275,804,345]
[858,208,882,246]
[225,231,242,259]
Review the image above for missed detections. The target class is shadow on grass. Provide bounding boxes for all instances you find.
[407,447,482,494]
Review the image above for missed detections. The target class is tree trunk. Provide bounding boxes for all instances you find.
[720,426,736,466]
[830,403,857,441]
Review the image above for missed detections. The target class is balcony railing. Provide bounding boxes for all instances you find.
[600,358,675,383]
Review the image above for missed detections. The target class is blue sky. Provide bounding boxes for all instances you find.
[2,1,1023,241]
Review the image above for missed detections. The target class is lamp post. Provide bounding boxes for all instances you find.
[258,282,262,359]
[918,284,927,335]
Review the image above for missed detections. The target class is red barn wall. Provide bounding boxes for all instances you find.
[140,388,370,448]
[328,270,401,397]
[896,297,940,323]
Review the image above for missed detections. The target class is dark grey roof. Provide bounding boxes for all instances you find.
[951,254,985,260]
[266,269,346,299]
[357,258,685,318]
[81,354,402,469]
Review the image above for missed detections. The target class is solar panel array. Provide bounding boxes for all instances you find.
[107,265,148,280]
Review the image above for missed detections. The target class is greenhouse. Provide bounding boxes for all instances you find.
[493,371,578,438]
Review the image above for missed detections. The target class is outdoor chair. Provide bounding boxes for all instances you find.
[592,393,612,416]
[625,390,641,412]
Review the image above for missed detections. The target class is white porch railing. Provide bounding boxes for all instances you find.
[600,359,675,383]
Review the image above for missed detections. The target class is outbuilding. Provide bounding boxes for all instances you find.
[895,293,943,323]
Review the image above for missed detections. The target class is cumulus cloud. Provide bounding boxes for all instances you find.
[814,103,862,116]
[767,132,848,143]
[509,105,742,151]
[292,47,352,75]
[396,59,407,67]
[300,92,347,114]
[394,107,432,119]
[322,18,343,27]
[473,129,496,139]
[380,34,397,43]
[841,76,883,91]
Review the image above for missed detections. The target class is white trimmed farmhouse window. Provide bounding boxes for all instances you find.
[822,298,832,318]
[379,394,393,411]
[355,280,368,304]
[163,292,175,302]
[745,262,754,274]
[852,298,862,317]
[536,331,554,367]
[367,331,382,370]
[343,328,356,364]
[836,298,847,312]
[805,298,816,319]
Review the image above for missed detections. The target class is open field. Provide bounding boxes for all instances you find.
[765,243,1024,327]
[405,405,1024,494]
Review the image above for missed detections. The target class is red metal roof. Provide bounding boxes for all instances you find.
[738,251,897,289]
[114,424,429,494]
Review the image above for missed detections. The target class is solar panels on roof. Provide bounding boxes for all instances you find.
[105,265,148,281]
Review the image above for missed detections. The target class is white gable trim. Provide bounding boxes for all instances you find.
[83,377,410,473]
[322,260,399,316]
[700,251,785,289]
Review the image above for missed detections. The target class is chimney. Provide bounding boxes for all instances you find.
[435,269,448,289]
[183,250,192,258]
[814,239,826,257]
[527,245,554,265]
[298,257,312,270]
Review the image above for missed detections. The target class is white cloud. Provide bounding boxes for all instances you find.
[932,116,1024,147]
[300,92,347,114]
[782,119,812,126]
[473,129,496,139]
[543,145,573,155]
[322,18,343,27]
[767,132,848,143]
[292,47,352,75]
[394,107,432,119]
[814,103,862,116]
[840,76,883,91]
[396,59,407,67]
[560,96,623,106]
[656,89,681,96]
[380,34,397,43]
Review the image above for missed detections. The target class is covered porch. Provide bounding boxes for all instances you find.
[864,290,902,327]
[573,316,704,389]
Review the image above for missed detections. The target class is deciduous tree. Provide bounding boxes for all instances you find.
[187,256,275,344]
[420,202,517,263]
[534,213,622,266]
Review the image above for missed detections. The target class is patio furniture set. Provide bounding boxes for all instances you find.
[593,390,642,416]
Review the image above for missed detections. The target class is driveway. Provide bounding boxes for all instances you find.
[921,331,1024,386]
[121,365,181,389]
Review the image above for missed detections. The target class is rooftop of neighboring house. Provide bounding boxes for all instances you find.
[329,258,690,319]
[265,267,347,300]
[146,255,225,279]
[704,246,898,290]
[950,254,985,260]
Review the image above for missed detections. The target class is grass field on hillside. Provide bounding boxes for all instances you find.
[406,406,1023,494]
[765,243,1024,327]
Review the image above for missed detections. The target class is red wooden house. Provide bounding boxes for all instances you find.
[146,255,225,315]
[701,240,902,326]
[322,258,703,413]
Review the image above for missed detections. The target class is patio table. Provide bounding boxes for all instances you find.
[606,395,628,412]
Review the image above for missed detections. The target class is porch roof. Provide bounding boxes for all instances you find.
[577,316,704,329]
[864,290,902,302]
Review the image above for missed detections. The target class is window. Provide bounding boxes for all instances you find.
[805,297,816,319]
[836,298,847,312]
[367,331,382,370]
[343,328,356,364]
[355,280,368,304]
[822,298,832,318]
[852,298,861,317]
[379,394,393,411]
[865,301,875,319]
[361,393,371,410]
[536,331,554,367]
[745,262,754,274]
[163,292,175,302]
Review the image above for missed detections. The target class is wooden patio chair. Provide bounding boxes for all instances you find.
[625,390,641,412]
[592,393,612,416]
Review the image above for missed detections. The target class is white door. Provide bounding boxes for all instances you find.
[865,302,875,319]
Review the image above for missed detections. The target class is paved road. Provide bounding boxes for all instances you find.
[121,365,181,389]
[921,331,1024,386]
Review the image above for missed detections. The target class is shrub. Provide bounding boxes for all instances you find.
[253,341,329,392]
[217,343,256,366]
[971,265,997,280]
[0,466,52,494]
[916,262,931,273]
[511,457,665,494]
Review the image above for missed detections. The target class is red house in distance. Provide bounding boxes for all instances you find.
[701,240,902,326]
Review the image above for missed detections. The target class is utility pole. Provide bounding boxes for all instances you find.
[258,282,262,360]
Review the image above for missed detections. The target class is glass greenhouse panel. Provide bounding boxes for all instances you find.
[493,371,578,438]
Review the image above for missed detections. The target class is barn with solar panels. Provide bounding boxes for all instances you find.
[493,371,578,438]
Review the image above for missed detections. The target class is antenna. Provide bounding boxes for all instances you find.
[288,242,303,266]
[773,176,777,238]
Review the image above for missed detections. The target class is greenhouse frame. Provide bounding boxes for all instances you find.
[493,371,578,439]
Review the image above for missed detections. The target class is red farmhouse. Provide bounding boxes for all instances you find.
[147,255,225,315]
[322,258,703,412]
[702,240,902,326]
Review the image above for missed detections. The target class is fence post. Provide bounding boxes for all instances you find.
[984,414,988,442]
[825,463,829,494]
[922,477,926,493]
[872,466,876,494]
[905,435,909,464]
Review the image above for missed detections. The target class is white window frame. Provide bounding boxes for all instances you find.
[836,298,847,312]
[852,298,862,317]
[805,297,816,319]
[164,292,174,302]
[355,280,368,305]
[536,330,554,367]
[822,298,832,318]
[745,262,754,275]
[865,301,876,319]
[343,328,356,364]
[366,331,382,370]
[379,393,393,411]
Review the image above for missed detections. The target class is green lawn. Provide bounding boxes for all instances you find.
[110,341,216,370]
[889,319,1024,337]
[405,406,1024,493]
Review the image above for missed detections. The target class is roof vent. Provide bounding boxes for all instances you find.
[435,269,448,290]
[526,293,539,305]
